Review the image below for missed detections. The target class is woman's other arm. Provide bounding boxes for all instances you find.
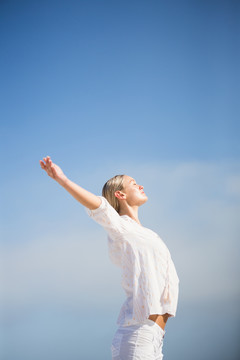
[39,156,101,210]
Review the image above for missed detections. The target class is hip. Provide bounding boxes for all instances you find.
[111,319,165,359]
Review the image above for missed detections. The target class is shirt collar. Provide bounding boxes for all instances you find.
[120,215,142,227]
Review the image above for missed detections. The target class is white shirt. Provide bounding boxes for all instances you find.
[86,196,179,327]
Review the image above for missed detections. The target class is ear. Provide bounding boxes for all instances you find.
[114,190,126,200]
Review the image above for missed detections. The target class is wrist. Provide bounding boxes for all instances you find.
[57,175,69,187]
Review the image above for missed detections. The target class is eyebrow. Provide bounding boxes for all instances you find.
[129,179,136,183]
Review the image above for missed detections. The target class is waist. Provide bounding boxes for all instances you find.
[148,313,171,331]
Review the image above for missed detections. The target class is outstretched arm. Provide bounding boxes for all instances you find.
[39,156,101,210]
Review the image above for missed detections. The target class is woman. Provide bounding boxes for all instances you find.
[39,155,179,360]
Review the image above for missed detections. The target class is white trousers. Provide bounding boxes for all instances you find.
[111,319,165,360]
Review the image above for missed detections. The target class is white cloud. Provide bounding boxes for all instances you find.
[226,174,240,197]
[0,229,123,310]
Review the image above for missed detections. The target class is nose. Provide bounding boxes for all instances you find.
[139,185,144,190]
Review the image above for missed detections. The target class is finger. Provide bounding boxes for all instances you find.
[39,160,46,167]
[44,158,50,167]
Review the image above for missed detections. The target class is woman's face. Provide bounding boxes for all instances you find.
[120,175,148,206]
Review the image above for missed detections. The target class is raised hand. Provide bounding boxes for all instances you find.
[39,156,101,209]
[39,156,67,184]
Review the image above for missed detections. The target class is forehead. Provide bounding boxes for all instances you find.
[124,175,135,183]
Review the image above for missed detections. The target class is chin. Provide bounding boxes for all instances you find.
[140,196,148,205]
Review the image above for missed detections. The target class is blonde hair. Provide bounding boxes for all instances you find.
[102,174,125,213]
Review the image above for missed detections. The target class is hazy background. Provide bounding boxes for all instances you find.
[0,0,240,359]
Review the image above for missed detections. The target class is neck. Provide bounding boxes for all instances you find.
[119,205,141,225]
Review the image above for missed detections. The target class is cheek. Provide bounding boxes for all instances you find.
[132,190,140,198]
[127,190,138,201]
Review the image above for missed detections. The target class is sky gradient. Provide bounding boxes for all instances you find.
[1,1,240,359]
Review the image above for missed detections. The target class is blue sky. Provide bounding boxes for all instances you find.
[1,1,240,359]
